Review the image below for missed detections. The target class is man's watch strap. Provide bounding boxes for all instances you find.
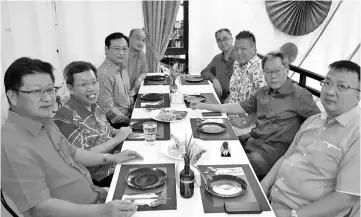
[103,153,108,164]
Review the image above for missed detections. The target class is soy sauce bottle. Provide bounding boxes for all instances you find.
[180,162,194,198]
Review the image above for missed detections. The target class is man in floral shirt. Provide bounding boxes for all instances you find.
[54,61,133,187]
[228,31,267,128]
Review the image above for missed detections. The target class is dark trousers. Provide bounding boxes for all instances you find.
[92,173,114,187]
[239,134,270,181]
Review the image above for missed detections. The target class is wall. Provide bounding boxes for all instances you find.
[1,0,143,124]
[189,0,360,81]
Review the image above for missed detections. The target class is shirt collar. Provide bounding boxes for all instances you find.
[237,54,259,69]
[66,95,98,119]
[266,78,293,95]
[221,50,235,62]
[7,110,51,136]
[104,58,125,71]
[129,47,140,57]
[321,105,360,127]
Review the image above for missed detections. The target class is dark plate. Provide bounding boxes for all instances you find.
[129,121,144,131]
[185,76,204,82]
[184,95,206,103]
[141,93,163,101]
[198,122,227,134]
[205,174,248,198]
[126,168,167,189]
[147,75,166,81]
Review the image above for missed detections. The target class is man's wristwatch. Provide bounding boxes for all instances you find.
[291,210,299,217]
[103,153,108,164]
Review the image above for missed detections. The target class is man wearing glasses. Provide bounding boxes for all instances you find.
[191,51,320,178]
[54,61,134,187]
[2,57,142,217]
[97,32,134,128]
[201,28,235,103]
[261,60,360,217]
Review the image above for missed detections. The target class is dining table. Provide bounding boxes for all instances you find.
[106,73,276,217]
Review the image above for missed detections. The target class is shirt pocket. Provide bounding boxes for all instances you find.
[307,141,342,177]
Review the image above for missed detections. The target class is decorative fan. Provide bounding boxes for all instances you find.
[265,1,332,36]
[280,42,298,64]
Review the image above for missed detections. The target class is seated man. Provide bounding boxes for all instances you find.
[201,28,235,103]
[191,51,320,177]
[128,28,148,94]
[54,61,133,187]
[261,60,360,217]
[97,32,134,128]
[2,57,142,217]
[228,30,266,128]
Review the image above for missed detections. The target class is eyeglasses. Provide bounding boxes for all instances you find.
[263,66,287,76]
[18,87,56,98]
[74,80,99,89]
[320,80,360,92]
[216,37,232,43]
[110,46,128,53]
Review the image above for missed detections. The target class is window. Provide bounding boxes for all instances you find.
[162,0,188,73]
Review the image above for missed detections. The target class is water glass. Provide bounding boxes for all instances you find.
[143,122,157,146]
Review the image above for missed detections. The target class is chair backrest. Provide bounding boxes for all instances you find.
[1,190,23,217]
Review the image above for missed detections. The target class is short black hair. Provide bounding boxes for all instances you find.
[329,60,360,82]
[63,61,97,85]
[105,32,129,48]
[4,57,55,94]
[215,28,232,38]
[235,30,256,45]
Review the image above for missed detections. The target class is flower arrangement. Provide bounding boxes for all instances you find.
[182,135,206,166]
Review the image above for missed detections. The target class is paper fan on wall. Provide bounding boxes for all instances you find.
[265,0,332,36]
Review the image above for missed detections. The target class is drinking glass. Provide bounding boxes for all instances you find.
[143,122,157,146]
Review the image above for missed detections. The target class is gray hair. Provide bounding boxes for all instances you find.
[261,51,289,69]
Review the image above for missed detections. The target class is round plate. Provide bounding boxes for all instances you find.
[147,75,165,81]
[185,76,204,82]
[198,122,227,134]
[205,175,248,198]
[151,109,188,123]
[129,121,144,131]
[184,95,206,103]
[141,93,163,101]
[126,168,167,189]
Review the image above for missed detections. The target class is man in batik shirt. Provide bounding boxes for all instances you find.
[228,30,266,128]
[54,61,133,187]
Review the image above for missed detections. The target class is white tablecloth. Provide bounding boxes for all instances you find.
[106,73,275,217]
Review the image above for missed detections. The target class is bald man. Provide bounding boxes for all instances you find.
[128,29,149,93]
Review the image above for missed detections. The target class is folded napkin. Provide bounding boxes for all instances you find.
[202,112,222,117]
[122,193,158,205]
[201,119,224,123]
[140,102,163,108]
[209,167,244,176]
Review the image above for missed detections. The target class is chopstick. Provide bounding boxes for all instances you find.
[123,197,171,200]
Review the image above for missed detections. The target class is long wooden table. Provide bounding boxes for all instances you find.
[106,73,276,217]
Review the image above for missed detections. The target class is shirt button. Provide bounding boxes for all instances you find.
[275,188,278,191]
[304,153,307,156]
[313,140,316,143]
[291,163,294,167]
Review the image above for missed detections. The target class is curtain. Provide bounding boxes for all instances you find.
[143,1,180,73]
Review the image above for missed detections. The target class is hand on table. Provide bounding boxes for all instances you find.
[111,150,143,164]
[101,200,137,217]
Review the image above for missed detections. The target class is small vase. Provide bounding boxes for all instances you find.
[169,70,179,93]
[179,161,194,198]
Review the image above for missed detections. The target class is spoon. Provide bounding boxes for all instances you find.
[193,165,211,189]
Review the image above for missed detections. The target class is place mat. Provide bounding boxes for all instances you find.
[198,164,271,213]
[184,93,219,108]
[134,93,170,108]
[112,163,177,211]
[180,76,209,85]
[190,118,238,140]
[126,118,170,141]
[143,76,170,85]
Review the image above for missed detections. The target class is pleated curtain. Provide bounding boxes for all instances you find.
[143,1,181,73]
